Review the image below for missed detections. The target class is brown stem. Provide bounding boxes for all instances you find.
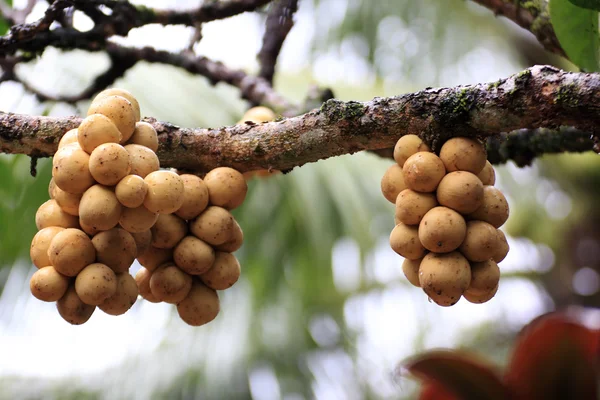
[257,0,299,84]
[0,66,598,172]
[471,0,565,58]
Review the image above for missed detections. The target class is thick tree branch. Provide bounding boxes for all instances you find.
[257,0,299,84]
[0,66,598,172]
[471,0,566,58]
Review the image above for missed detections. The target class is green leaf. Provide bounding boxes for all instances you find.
[569,0,600,11]
[550,0,600,71]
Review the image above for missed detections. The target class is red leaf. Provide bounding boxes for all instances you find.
[419,381,459,400]
[404,350,510,400]
[505,312,600,400]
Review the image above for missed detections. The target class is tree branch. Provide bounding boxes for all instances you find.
[471,0,566,58]
[257,0,299,84]
[1,66,598,172]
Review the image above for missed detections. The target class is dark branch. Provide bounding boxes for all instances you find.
[471,0,566,58]
[486,127,594,166]
[257,0,299,84]
[1,66,599,172]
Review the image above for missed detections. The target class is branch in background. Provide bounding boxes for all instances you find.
[2,46,137,103]
[1,66,599,172]
[257,0,299,84]
[0,0,69,45]
[70,0,273,29]
[103,44,295,113]
[486,127,594,166]
[471,0,566,58]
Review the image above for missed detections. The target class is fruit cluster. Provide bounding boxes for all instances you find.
[381,135,509,306]
[135,167,246,326]
[30,88,246,326]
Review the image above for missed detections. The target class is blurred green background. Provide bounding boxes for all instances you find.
[0,0,599,399]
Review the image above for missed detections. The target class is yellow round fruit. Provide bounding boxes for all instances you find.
[52,143,95,194]
[80,219,100,236]
[436,171,484,214]
[124,144,160,178]
[131,230,152,257]
[52,186,82,216]
[419,251,471,306]
[89,143,131,186]
[175,174,209,220]
[493,229,509,263]
[203,167,248,210]
[200,252,241,290]
[463,284,498,304]
[88,95,136,142]
[477,160,495,186]
[173,235,215,275]
[150,213,188,249]
[459,221,499,262]
[468,186,509,228]
[381,164,407,203]
[189,206,235,246]
[30,226,65,269]
[98,272,138,316]
[137,246,173,272]
[402,257,422,287]
[402,152,446,193]
[75,263,118,305]
[468,259,500,295]
[48,228,96,277]
[418,207,467,253]
[149,263,192,304]
[389,223,426,260]
[56,285,95,325]
[395,189,438,225]
[30,266,70,302]
[128,121,158,152]
[119,205,158,233]
[135,267,160,303]
[92,228,137,273]
[93,88,141,122]
[215,220,244,253]
[79,184,122,231]
[393,134,431,167]
[439,137,487,174]
[176,280,220,326]
[58,129,79,150]
[143,170,185,214]
[241,106,276,123]
[77,114,121,154]
[115,175,148,208]
[35,199,79,230]
[48,178,56,199]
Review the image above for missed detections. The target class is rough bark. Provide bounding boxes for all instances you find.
[0,66,598,172]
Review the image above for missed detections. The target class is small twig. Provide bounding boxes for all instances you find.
[186,23,203,53]
[1,0,70,44]
[30,155,38,177]
[257,0,299,84]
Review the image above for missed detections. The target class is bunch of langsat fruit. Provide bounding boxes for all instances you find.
[30,88,246,327]
[381,135,509,306]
